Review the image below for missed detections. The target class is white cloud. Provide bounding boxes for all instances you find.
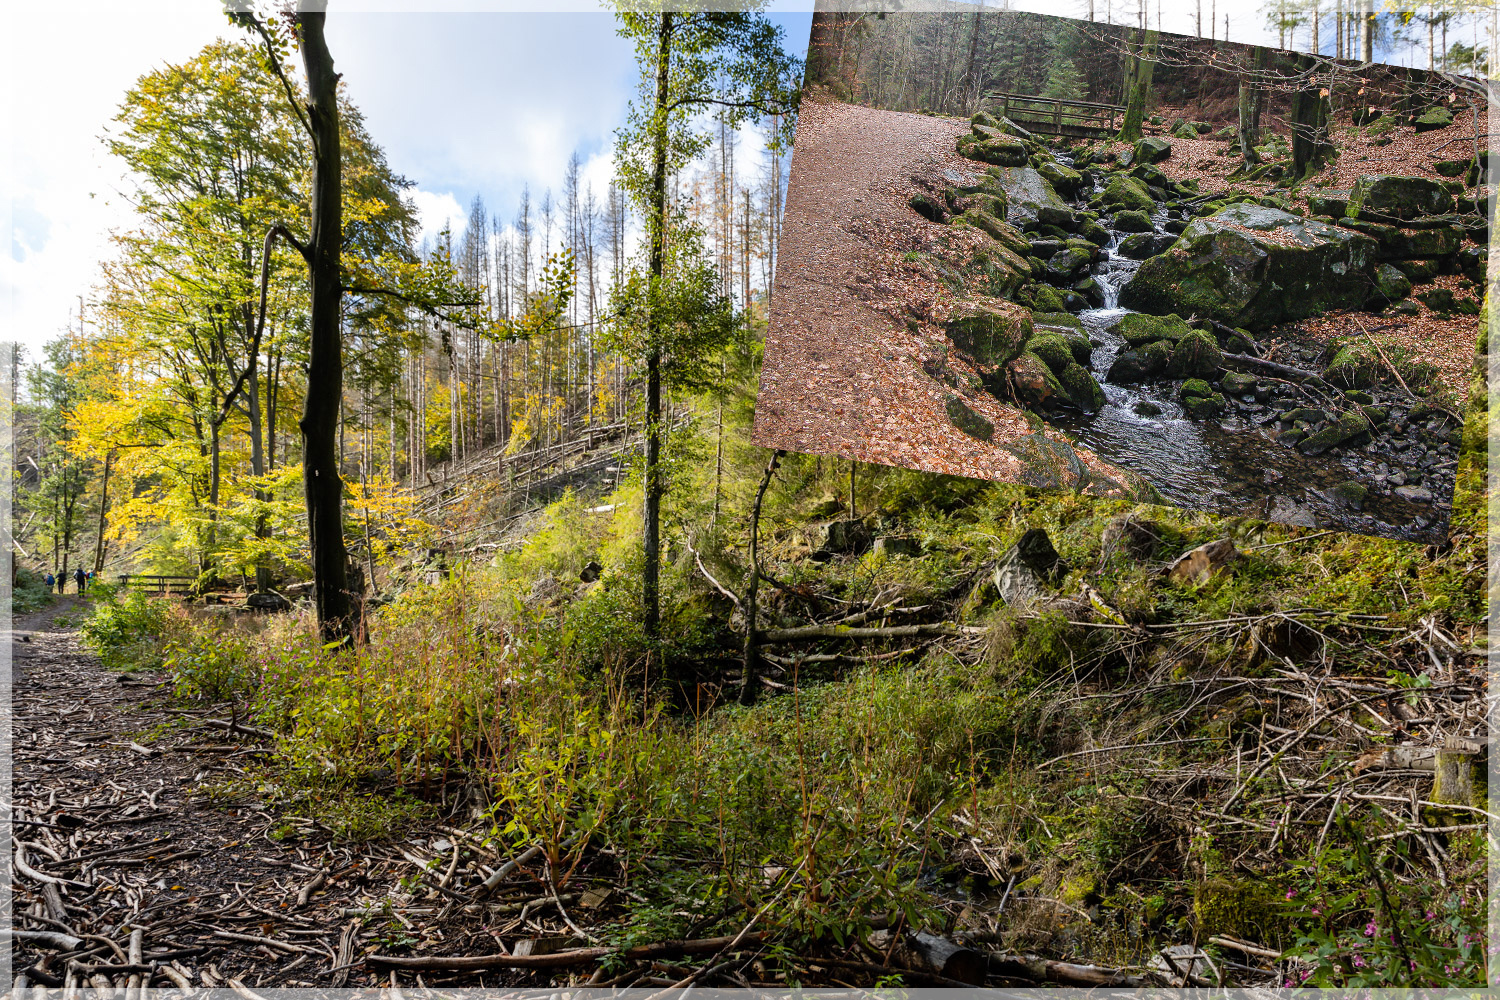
[409,188,469,248]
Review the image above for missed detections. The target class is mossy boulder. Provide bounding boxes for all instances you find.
[1434,157,1474,177]
[1180,378,1214,399]
[1346,174,1455,221]
[971,109,1002,130]
[1113,209,1155,232]
[1031,310,1086,336]
[1135,136,1172,163]
[1107,338,1173,382]
[909,192,948,223]
[1057,362,1106,412]
[959,136,1030,167]
[1110,311,1193,346]
[1045,245,1093,280]
[945,394,994,441]
[1077,218,1112,245]
[955,208,1030,258]
[1101,174,1155,214]
[1026,333,1076,374]
[984,165,1070,227]
[1321,342,1380,388]
[1006,350,1065,407]
[1037,160,1084,198]
[1339,218,1462,259]
[1182,391,1226,418]
[1305,191,1350,218]
[1119,203,1379,331]
[946,298,1035,369]
[1370,263,1413,304]
[1118,232,1177,259]
[1413,106,1453,132]
[1297,408,1375,455]
[1027,283,1069,313]
[1167,329,1223,379]
[1171,122,1199,140]
[1220,371,1257,395]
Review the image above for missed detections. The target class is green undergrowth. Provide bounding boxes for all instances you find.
[75,338,1490,984]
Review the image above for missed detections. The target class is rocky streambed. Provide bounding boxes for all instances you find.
[910,113,1478,540]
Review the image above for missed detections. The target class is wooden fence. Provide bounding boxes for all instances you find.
[117,574,196,594]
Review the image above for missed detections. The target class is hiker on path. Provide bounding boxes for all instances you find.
[44,572,54,592]
[74,567,87,594]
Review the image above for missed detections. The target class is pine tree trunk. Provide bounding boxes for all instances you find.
[297,10,352,643]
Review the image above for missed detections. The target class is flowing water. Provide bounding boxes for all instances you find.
[1039,166,1450,541]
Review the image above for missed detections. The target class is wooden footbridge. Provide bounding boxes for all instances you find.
[984,92,1124,139]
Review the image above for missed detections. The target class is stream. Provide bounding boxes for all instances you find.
[1038,164,1453,542]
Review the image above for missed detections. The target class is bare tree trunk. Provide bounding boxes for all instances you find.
[643,11,673,643]
[1237,46,1267,167]
[297,9,352,643]
[92,450,113,573]
[739,449,783,706]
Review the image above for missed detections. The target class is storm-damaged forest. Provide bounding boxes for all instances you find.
[5,3,1496,994]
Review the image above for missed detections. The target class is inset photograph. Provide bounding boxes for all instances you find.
[754,6,1490,541]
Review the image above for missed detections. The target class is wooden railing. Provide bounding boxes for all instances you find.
[985,93,1125,138]
[117,574,196,594]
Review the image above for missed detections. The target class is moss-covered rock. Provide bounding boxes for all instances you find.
[1027,283,1068,313]
[1346,173,1456,220]
[971,109,1001,130]
[1135,136,1172,163]
[1113,209,1154,232]
[1057,361,1106,412]
[1182,391,1226,418]
[1339,218,1463,259]
[1321,342,1380,388]
[1101,174,1155,214]
[1297,408,1374,455]
[1413,105,1453,132]
[1119,203,1379,330]
[1031,310,1086,336]
[1180,378,1213,399]
[1220,371,1257,395]
[945,394,994,441]
[1171,122,1199,140]
[1305,191,1350,218]
[946,299,1034,371]
[959,135,1031,167]
[954,208,1030,258]
[1026,333,1075,374]
[1037,160,1084,198]
[1110,311,1193,346]
[909,193,948,222]
[1371,262,1414,304]
[983,165,1069,227]
[1167,330,1223,379]
[1006,350,1064,407]
[1077,218,1112,246]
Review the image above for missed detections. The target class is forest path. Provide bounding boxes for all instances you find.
[8,597,383,990]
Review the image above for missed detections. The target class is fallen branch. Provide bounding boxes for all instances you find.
[368,932,768,971]
[4,929,84,951]
[1219,352,1327,384]
[760,622,981,643]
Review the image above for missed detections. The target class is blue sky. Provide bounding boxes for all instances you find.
[2,6,813,359]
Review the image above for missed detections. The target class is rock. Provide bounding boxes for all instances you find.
[1134,400,1163,415]
[1391,258,1442,281]
[1026,333,1075,374]
[1395,485,1434,502]
[1134,136,1172,163]
[959,135,1030,167]
[1057,361,1106,413]
[1077,218,1112,245]
[1182,391,1226,418]
[1118,232,1177,259]
[1107,347,1164,383]
[1306,191,1350,218]
[1171,122,1199,140]
[1101,174,1155,214]
[946,298,1034,369]
[1120,203,1379,330]
[1370,262,1413,303]
[1165,538,1239,586]
[1167,329,1223,379]
[955,209,1032,258]
[1180,378,1214,399]
[1340,219,1462,259]
[945,394,994,441]
[1027,283,1069,313]
[1100,514,1164,559]
[1045,245,1093,280]
[817,518,873,556]
[1434,157,1474,177]
[992,527,1069,607]
[971,109,1001,130]
[909,193,947,222]
[1346,174,1455,220]
[1280,406,1325,424]
[1031,310,1087,336]
[1006,350,1064,406]
[1111,311,1193,346]
[1331,480,1367,510]
[1037,160,1084,198]
[1343,389,1374,405]
[999,430,1092,491]
[579,560,603,583]
[1221,371,1257,395]
[1322,342,1380,387]
[1113,209,1155,233]
[874,536,923,558]
[1037,204,1076,229]
[246,591,292,612]
[1417,287,1456,313]
[1413,106,1453,132]
[1297,409,1374,456]
[808,493,845,518]
[985,165,1070,226]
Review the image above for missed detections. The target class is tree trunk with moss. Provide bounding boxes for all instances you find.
[1236,45,1267,167]
[1117,29,1158,144]
[1290,54,1332,181]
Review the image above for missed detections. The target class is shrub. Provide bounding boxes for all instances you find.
[79,591,176,671]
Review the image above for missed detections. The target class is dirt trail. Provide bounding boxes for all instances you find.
[7,599,373,990]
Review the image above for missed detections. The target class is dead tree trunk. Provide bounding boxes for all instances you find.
[740,449,784,706]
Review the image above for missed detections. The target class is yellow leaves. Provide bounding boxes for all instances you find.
[345,474,432,558]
